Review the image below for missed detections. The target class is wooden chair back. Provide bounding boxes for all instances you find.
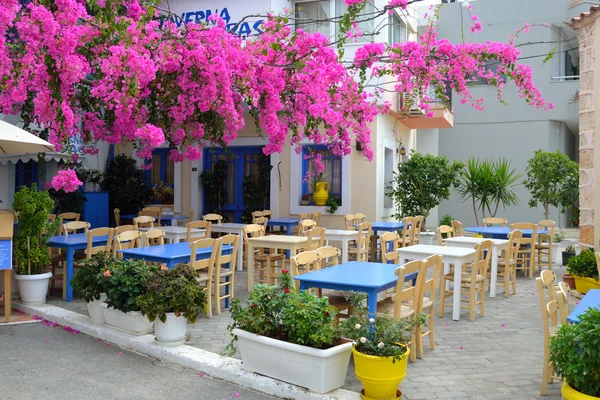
[419,254,442,312]
[290,250,320,291]
[145,229,165,246]
[243,224,265,263]
[380,232,400,264]
[299,219,317,235]
[113,208,121,227]
[58,212,80,222]
[536,270,562,396]
[472,240,493,280]
[391,260,425,318]
[186,220,210,241]
[262,210,272,218]
[114,225,136,236]
[344,214,356,230]
[436,225,453,245]
[252,211,264,219]
[113,230,142,258]
[139,209,161,225]
[483,217,508,227]
[306,227,325,251]
[505,229,523,263]
[189,238,216,280]
[354,213,367,225]
[48,214,56,223]
[311,212,321,226]
[510,223,537,252]
[63,221,90,235]
[143,206,162,212]
[316,246,341,268]
[556,281,570,324]
[413,216,424,244]
[203,213,223,224]
[214,234,239,277]
[252,216,269,228]
[86,227,114,258]
[354,221,372,262]
[401,216,415,246]
[134,216,154,229]
[451,220,464,236]
[537,220,556,245]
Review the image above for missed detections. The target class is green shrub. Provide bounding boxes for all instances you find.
[103,155,151,215]
[439,214,453,227]
[566,249,598,280]
[70,252,112,302]
[104,259,158,313]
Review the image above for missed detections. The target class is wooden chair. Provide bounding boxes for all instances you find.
[510,223,538,279]
[354,213,367,225]
[536,270,564,396]
[298,219,317,235]
[252,216,269,229]
[63,221,90,235]
[412,216,424,244]
[85,228,114,259]
[213,234,239,316]
[436,225,453,245]
[315,246,354,322]
[139,209,161,226]
[113,208,121,227]
[48,214,56,223]
[251,211,264,219]
[189,238,217,318]
[58,213,82,234]
[262,210,272,218]
[348,222,372,262]
[311,212,321,227]
[290,250,321,292]
[439,240,492,321]
[483,217,508,227]
[344,214,356,230]
[143,206,162,212]
[112,225,136,251]
[113,230,142,258]
[243,224,285,285]
[376,260,425,363]
[145,229,165,246]
[186,221,211,242]
[380,232,400,264]
[495,230,523,297]
[536,220,556,272]
[451,220,464,237]
[398,217,415,248]
[297,213,313,232]
[203,213,223,225]
[416,254,442,358]
[305,227,325,251]
[133,216,154,229]
[48,215,64,291]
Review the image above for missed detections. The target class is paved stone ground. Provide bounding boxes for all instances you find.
[48,262,574,400]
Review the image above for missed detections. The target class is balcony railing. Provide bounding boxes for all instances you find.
[551,75,580,82]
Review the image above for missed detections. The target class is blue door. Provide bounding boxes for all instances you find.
[203,147,268,223]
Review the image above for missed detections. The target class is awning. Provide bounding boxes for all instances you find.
[0,152,72,166]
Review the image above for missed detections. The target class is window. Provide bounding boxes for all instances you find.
[147,148,174,186]
[301,145,342,202]
[388,13,406,44]
[15,159,38,191]
[336,0,375,42]
[295,0,331,37]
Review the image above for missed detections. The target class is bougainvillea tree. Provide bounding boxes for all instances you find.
[0,0,552,192]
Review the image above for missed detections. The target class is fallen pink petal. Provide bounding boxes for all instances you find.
[118,352,123,356]
[234,393,241,398]
[199,373,205,377]
[501,323,507,327]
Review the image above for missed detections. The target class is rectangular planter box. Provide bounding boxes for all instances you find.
[232,328,352,393]
[573,276,600,294]
[102,303,153,335]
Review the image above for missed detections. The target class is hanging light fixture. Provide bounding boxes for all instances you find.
[399,146,407,156]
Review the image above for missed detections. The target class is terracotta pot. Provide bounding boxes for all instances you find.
[562,274,576,290]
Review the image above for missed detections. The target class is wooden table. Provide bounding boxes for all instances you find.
[121,214,188,227]
[567,289,600,323]
[464,227,548,239]
[119,242,232,269]
[139,226,205,244]
[209,223,245,271]
[323,229,358,264]
[398,244,476,321]
[371,221,404,235]
[443,237,508,298]
[247,235,307,288]
[266,218,298,235]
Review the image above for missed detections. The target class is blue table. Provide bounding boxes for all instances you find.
[465,227,548,239]
[567,289,600,323]
[48,233,108,302]
[267,218,298,235]
[121,214,188,227]
[371,221,404,235]
[294,261,417,317]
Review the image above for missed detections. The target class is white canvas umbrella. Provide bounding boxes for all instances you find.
[0,120,55,154]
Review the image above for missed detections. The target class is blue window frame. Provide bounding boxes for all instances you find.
[301,145,342,201]
[146,148,174,186]
[15,159,39,191]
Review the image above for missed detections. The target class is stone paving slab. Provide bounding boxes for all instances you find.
[49,263,574,399]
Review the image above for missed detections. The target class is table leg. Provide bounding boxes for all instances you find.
[4,270,11,323]
[247,243,255,289]
[65,248,74,302]
[299,281,308,292]
[286,224,291,236]
[342,238,349,264]
[225,263,230,309]
[168,260,175,269]
[367,289,378,318]
[490,247,499,298]
[171,220,177,227]
[452,259,461,321]
[236,233,243,272]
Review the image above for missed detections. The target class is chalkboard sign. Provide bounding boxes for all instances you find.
[0,240,12,270]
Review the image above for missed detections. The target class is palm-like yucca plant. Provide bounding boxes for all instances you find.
[489,159,521,217]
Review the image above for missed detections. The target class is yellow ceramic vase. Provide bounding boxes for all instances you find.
[353,347,409,400]
[562,382,600,400]
[573,276,600,294]
[313,182,330,206]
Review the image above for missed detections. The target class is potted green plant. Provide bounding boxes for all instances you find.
[102,258,158,335]
[151,182,174,204]
[340,294,421,400]
[12,184,58,305]
[563,244,577,266]
[137,264,207,347]
[325,196,340,214]
[225,270,352,393]
[70,252,113,324]
[550,308,600,399]
[566,249,600,294]
[77,168,104,192]
[553,232,565,264]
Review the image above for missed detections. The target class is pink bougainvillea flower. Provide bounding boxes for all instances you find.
[51,169,82,193]
[118,352,123,356]
[459,345,464,350]
[234,393,241,398]
[501,323,507,327]
[445,323,450,327]
[199,372,204,377]
[45,340,49,344]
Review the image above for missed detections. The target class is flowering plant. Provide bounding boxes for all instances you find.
[51,169,82,193]
[70,251,113,303]
[103,258,158,314]
[136,264,207,324]
[224,270,338,356]
[340,293,423,362]
[151,182,174,204]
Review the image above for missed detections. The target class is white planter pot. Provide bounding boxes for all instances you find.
[87,293,107,324]
[0,269,20,300]
[233,328,352,393]
[15,271,52,305]
[552,243,560,265]
[154,312,187,347]
[102,303,153,335]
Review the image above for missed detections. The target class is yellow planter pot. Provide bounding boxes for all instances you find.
[573,276,600,294]
[562,382,600,400]
[352,347,409,400]
[313,182,330,206]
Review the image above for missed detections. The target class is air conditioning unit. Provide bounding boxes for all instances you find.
[398,93,426,116]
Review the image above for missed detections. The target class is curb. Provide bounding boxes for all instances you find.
[12,302,361,400]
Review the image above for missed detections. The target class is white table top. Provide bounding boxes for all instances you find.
[397,244,475,257]
[139,226,205,234]
[323,229,358,237]
[248,235,308,244]
[210,223,246,229]
[444,237,508,246]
